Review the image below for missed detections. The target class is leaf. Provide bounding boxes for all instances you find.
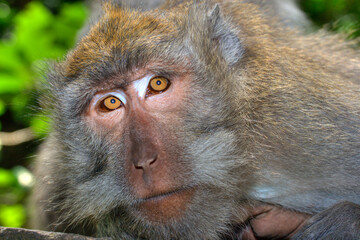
[0,74,24,94]
[0,168,16,188]
[0,204,26,228]
[53,2,87,48]
[14,2,56,61]
[0,99,5,116]
[0,42,23,71]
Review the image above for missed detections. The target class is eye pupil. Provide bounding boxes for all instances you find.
[156,80,161,85]
[110,99,116,104]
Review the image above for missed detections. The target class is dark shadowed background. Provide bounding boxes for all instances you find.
[0,0,359,229]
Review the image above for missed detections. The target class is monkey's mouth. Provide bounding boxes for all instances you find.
[139,187,192,202]
[135,186,196,222]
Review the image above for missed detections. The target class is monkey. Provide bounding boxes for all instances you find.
[32,0,360,239]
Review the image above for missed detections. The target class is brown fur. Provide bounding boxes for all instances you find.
[33,0,360,239]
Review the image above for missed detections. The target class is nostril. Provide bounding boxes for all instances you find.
[134,154,157,169]
[148,154,157,165]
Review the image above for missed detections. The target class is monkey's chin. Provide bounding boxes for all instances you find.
[135,187,196,223]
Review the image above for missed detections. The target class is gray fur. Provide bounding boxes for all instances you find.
[33,0,360,239]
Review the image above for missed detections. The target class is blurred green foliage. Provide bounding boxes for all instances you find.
[0,0,359,229]
[0,167,30,227]
[0,1,86,134]
[0,0,87,228]
[301,0,360,39]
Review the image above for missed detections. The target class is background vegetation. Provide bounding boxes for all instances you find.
[0,0,86,228]
[0,0,359,229]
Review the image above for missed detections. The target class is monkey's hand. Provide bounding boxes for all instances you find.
[242,201,360,240]
[241,204,310,240]
[292,201,360,240]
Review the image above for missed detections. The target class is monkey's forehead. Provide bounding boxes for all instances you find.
[62,1,277,81]
[64,6,188,78]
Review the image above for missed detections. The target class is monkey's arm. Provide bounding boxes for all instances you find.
[292,201,360,240]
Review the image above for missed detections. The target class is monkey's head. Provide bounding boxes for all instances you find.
[43,2,257,239]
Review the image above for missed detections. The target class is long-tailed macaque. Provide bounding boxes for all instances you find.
[33,0,360,239]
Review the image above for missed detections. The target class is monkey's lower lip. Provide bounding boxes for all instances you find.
[136,187,196,222]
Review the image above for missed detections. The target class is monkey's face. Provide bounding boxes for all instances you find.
[85,70,195,223]
[47,3,254,239]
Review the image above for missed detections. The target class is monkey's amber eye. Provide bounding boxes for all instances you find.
[100,96,122,111]
[149,76,170,93]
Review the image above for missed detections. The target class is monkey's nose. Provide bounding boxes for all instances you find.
[134,154,157,169]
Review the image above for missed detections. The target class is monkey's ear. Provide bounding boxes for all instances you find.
[208,4,244,66]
